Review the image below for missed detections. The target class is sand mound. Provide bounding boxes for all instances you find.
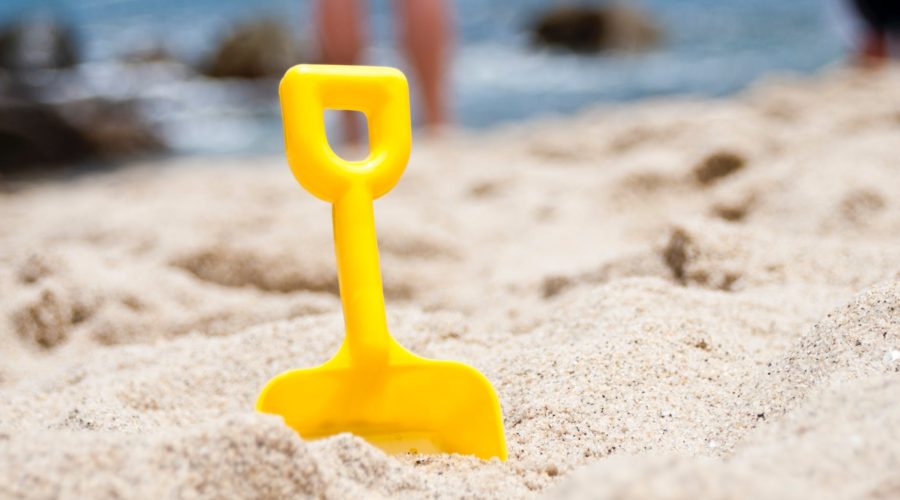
[1,66,899,498]
[658,220,900,291]
[0,416,325,499]
[5,245,335,350]
[549,371,900,500]
[737,280,900,425]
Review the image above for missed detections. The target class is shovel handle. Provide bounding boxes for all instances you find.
[279,65,411,368]
[280,64,411,202]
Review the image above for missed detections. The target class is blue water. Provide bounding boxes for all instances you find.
[1,0,848,153]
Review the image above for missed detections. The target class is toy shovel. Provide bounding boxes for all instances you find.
[256,65,507,460]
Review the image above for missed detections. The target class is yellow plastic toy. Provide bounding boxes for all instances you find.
[256,64,507,461]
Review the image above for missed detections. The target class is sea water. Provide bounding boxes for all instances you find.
[0,0,847,154]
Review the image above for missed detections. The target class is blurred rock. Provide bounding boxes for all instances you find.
[120,44,181,66]
[205,19,304,79]
[0,99,91,171]
[59,98,166,158]
[0,16,78,72]
[0,97,165,175]
[531,4,663,54]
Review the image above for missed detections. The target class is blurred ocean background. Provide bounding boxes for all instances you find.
[0,0,848,155]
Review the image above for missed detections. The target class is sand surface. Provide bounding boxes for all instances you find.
[1,65,899,499]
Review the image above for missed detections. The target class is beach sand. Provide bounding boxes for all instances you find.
[1,65,899,499]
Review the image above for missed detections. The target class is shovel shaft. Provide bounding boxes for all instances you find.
[277,65,411,368]
[333,184,390,367]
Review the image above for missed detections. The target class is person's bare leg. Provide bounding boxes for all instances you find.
[316,0,366,144]
[859,30,888,65]
[394,0,453,130]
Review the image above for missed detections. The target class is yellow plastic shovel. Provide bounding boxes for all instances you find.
[256,64,507,461]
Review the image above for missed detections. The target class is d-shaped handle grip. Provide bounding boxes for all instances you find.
[279,64,412,202]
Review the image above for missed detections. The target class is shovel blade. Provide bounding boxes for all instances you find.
[257,356,507,460]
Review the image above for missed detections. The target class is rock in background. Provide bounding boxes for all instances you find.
[204,19,308,79]
[0,15,78,72]
[0,16,165,175]
[530,4,663,54]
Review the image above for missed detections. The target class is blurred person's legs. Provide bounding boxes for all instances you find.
[860,31,887,60]
[316,0,366,144]
[850,0,900,63]
[316,0,454,143]
[395,0,454,131]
